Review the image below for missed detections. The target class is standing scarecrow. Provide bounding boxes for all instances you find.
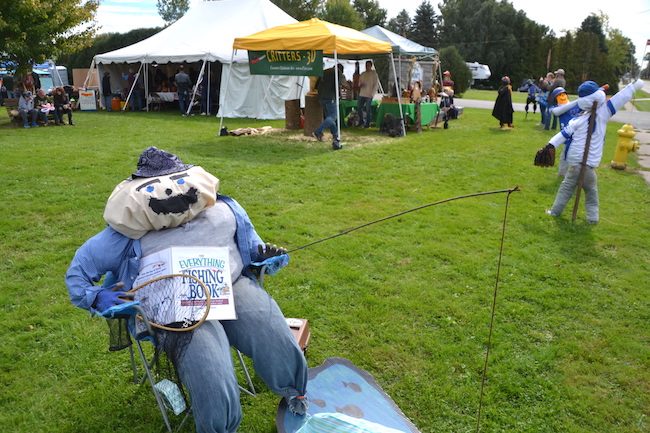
[492,76,514,129]
[535,79,644,223]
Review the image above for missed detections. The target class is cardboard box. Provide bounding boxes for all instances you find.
[285,318,310,353]
[381,97,411,104]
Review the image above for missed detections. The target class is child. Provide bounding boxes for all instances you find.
[544,79,644,222]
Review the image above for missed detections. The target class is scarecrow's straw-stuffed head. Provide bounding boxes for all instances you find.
[577,81,606,111]
[104,147,219,239]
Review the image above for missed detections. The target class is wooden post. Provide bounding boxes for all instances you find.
[284,99,301,130]
[572,102,598,222]
[304,94,322,137]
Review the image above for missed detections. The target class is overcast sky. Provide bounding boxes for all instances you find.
[95,0,649,65]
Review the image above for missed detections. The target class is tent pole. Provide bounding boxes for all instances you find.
[144,62,149,112]
[83,58,95,90]
[390,53,405,136]
[206,61,211,115]
[189,59,207,115]
[334,50,341,143]
[123,60,144,112]
[219,50,237,132]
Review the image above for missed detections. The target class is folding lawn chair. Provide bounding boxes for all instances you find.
[99,262,281,432]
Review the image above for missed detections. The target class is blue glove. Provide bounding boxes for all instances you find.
[94,283,134,312]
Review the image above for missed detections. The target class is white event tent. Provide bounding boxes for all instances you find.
[90,0,302,118]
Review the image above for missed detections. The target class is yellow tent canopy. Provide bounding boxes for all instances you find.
[232,18,392,55]
[226,19,404,139]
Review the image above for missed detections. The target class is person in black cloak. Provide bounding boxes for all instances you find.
[492,76,514,129]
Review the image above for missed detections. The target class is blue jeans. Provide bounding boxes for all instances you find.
[357,96,373,127]
[104,95,112,111]
[129,90,142,111]
[171,275,308,433]
[314,98,338,140]
[178,89,191,115]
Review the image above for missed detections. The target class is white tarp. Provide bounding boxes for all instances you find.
[93,0,301,119]
[361,26,438,58]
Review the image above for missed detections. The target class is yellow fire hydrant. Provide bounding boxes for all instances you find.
[611,123,639,170]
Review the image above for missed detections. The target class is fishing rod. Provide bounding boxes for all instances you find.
[287,186,521,253]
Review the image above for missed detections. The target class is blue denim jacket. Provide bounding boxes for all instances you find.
[65,194,268,314]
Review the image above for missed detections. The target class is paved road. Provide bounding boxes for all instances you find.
[454,99,650,130]
[455,81,650,185]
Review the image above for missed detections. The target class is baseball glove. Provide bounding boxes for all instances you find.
[534,143,556,167]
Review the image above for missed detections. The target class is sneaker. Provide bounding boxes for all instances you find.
[24,123,30,128]
[332,140,342,150]
[287,395,308,416]
[311,131,323,142]
[30,123,39,127]
[68,122,75,126]
[200,112,207,116]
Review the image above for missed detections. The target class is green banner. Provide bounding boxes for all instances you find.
[248,50,323,76]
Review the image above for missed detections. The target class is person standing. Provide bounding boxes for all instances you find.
[492,76,514,128]
[127,69,142,111]
[4,73,15,99]
[174,65,193,116]
[545,68,565,130]
[356,61,379,128]
[538,72,553,127]
[102,71,113,111]
[312,64,349,150]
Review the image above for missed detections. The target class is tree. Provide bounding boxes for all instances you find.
[319,0,364,30]
[579,14,607,53]
[353,0,387,28]
[0,0,99,76]
[59,28,164,70]
[439,46,471,95]
[271,0,321,21]
[157,0,189,24]
[410,1,439,48]
[438,0,550,88]
[387,10,411,37]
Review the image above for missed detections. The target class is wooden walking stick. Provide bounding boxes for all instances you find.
[571,101,598,222]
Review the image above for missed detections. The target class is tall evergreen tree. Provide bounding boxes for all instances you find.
[579,14,607,53]
[387,10,411,37]
[410,1,439,48]
[353,0,387,28]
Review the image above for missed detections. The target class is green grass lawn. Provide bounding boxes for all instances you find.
[1,106,648,433]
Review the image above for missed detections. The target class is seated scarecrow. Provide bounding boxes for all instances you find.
[66,146,309,433]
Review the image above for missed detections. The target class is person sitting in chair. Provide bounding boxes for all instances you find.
[65,147,309,433]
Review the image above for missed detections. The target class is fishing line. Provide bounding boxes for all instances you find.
[475,187,517,433]
[287,187,521,253]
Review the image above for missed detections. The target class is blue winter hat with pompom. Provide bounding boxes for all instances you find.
[578,81,600,97]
